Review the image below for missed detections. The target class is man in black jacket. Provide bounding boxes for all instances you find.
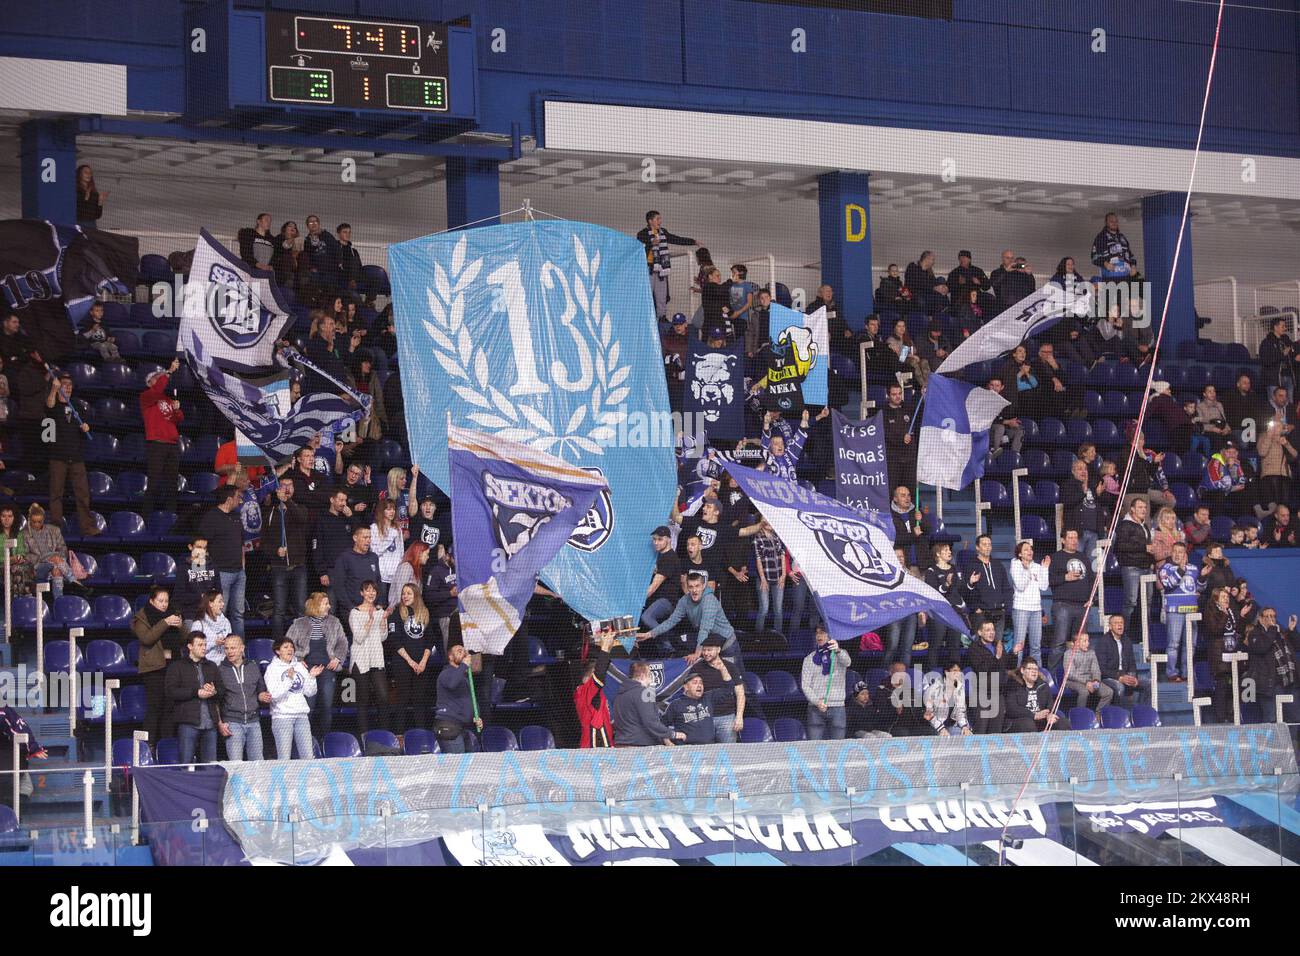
[1115,498,1156,643]
[1090,212,1138,278]
[166,632,223,764]
[1223,373,1267,446]
[989,250,1035,315]
[1047,529,1095,671]
[44,372,98,536]
[311,489,355,591]
[889,485,928,564]
[636,211,696,322]
[1259,316,1298,392]
[968,620,1007,733]
[198,485,246,638]
[611,661,686,746]
[1095,615,1148,706]
[335,223,364,295]
[964,534,1011,642]
[882,384,918,493]
[263,478,311,640]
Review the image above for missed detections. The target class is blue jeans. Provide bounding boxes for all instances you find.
[1049,602,1087,672]
[1013,608,1042,665]
[176,723,218,764]
[1165,612,1196,678]
[1079,531,1099,564]
[272,715,314,759]
[713,715,738,744]
[882,615,916,667]
[807,704,846,740]
[33,560,66,599]
[927,621,961,669]
[1121,567,1150,636]
[309,670,336,738]
[754,577,785,634]
[641,597,675,630]
[271,564,308,640]
[440,730,470,754]
[219,569,247,637]
[788,577,822,633]
[224,720,264,761]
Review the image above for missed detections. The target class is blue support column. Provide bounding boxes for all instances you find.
[1141,192,1197,351]
[817,171,873,329]
[20,119,79,224]
[445,158,500,230]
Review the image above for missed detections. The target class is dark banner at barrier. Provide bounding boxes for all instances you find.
[132,724,1298,864]
[742,0,953,18]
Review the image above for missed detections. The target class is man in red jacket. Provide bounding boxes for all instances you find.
[139,359,184,515]
[574,629,615,748]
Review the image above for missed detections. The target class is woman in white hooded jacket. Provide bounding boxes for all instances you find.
[265,636,321,759]
[1010,540,1051,666]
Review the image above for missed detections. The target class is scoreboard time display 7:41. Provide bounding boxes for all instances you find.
[265,12,451,112]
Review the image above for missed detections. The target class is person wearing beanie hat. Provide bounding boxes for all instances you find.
[947,249,988,307]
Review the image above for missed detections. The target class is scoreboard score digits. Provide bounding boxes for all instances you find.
[265,12,450,112]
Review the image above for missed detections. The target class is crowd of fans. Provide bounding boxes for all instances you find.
[0,201,1297,763]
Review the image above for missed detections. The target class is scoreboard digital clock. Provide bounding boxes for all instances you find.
[265,12,451,112]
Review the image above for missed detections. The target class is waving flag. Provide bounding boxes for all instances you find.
[180,228,292,371]
[916,373,1008,491]
[683,340,744,440]
[449,425,609,654]
[938,278,1092,375]
[0,219,138,360]
[389,221,676,623]
[721,462,967,639]
[177,231,368,466]
[764,303,827,411]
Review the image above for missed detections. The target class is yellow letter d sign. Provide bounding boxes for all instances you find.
[844,203,867,242]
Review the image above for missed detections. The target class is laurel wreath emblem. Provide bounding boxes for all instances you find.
[421,234,632,457]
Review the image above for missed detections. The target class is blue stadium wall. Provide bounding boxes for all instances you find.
[3,0,1299,157]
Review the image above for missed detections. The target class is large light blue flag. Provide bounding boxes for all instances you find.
[765,302,828,408]
[389,221,676,623]
[916,373,1009,491]
[448,425,608,654]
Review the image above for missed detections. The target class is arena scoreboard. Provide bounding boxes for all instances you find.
[265,13,451,112]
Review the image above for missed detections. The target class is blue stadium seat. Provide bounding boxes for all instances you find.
[361,264,390,296]
[62,511,107,542]
[377,439,406,470]
[1018,417,1039,443]
[1021,515,1052,542]
[527,636,558,665]
[155,738,181,765]
[1068,707,1098,730]
[740,718,773,743]
[92,595,132,629]
[111,734,151,770]
[53,596,93,628]
[99,552,142,585]
[1021,449,1051,474]
[1099,705,1132,729]
[1015,482,1038,509]
[1209,365,1237,389]
[1086,363,1117,389]
[1234,515,1260,531]
[139,551,177,582]
[86,471,114,498]
[519,725,556,751]
[93,397,132,427]
[773,717,806,742]
[1065,419,1092,444]
[1183,365,1209,389]
[44,639,83,674]
[1114,365,1144,390]
[120,684,147,722]
[362,730,400,752]
[116,472,149,501]
[118,433,147,461]
[1048,450,1076,476]
[84,433,119,463]
[985,451,1021,480]
[760,670,799,702]
[67,361,99,390]
[1102,390,1129,416]
[1179,452,1205,480]
[183,434,221,466]
[978,479,1009,507]
[125,641,139,667]
[482,726,519,752]
[1171,483,1198,510]
[1084,392,1105,416]
[742,671,764,698]
[1032,480,1060,506]
[86,639,132,676]
[11,597,50,631]
[1210,516,1235,541]
[100,362,137,390]
[1092,419,1121,446]
[107,511,148,542]
[138,254,171,285]
[186,472,221,498]
[1037,417,1066,445]
[323,732,362,758]
[142,331,177,356]
[246,639,274,668]
[146,511,179,540]
[402,728,439,755]
[114,330,141,355]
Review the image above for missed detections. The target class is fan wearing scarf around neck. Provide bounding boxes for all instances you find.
[801,625,853,740]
